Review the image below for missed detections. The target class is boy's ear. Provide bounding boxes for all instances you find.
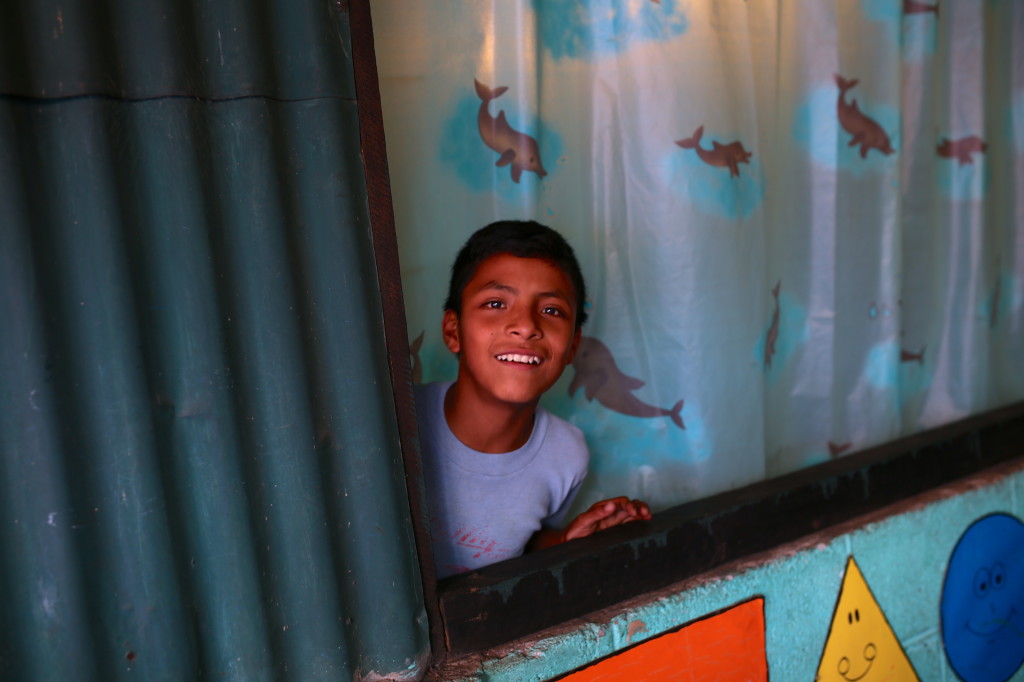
[442,309,461,355]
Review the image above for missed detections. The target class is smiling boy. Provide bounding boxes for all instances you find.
[416,220,650,579]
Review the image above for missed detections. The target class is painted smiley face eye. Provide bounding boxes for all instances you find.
[974,567,992,597]
[992,562,1006,590]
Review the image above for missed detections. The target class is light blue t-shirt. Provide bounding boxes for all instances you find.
[416,381,588,579]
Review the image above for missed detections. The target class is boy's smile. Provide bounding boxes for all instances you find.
[443,253,581,431]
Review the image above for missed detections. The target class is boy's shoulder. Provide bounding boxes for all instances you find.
[538,407,588,469]
[413,379,449,407]
[413,380,451,435]
[539,404,586,450]
[414,376,457,403]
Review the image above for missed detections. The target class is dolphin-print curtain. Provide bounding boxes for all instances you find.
[374,1,1024,513]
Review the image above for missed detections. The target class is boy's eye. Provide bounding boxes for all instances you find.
[542,306,566,317]
[483,300,505,309]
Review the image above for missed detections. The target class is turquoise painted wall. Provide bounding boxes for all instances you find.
[454,460,1024,681]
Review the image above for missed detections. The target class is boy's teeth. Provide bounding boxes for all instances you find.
[497,353,540,365]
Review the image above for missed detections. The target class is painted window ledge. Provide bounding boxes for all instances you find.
[429,401,1024,660]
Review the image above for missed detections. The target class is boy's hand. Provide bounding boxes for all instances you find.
[530,497,651,551]
[563,496,652,542]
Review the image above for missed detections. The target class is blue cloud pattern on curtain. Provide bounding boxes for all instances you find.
[934,144,990,200]
[664,124,765,219]
[662,135,765,218]
[440,89,563,197]
[375,0,1024,514]
[474,80,549,183]
[861,0,942,62]
[533,0,688,60]
[793,82,900,175]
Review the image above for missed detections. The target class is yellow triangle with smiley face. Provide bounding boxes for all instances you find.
[816,556,919,682]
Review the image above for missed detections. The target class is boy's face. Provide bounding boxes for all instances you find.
[443,253,582,410]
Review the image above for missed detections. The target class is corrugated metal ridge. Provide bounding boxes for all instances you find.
[0,0,356,100]
[2,95,429,680]
[0,2,429,680]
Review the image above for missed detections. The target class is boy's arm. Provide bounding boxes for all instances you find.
[528,497,651,551]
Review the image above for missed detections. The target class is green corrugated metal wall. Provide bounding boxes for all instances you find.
[0,2,429,680]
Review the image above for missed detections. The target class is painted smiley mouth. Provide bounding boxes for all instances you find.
[838,657,873,681]
[965,607,1016,637]
[496,353,542,365]
[839,662,873,682]
[838,643,876,682]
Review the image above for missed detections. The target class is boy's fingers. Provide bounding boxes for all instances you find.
[563,512,605,541]
[569,505,617,532]
[566,498,653,540]
[598,508,631,525]
[628,499,651,519]
[608,498,648,519]
[590,497,628,513]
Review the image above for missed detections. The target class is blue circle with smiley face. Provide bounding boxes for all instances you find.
[941,513,1024,681]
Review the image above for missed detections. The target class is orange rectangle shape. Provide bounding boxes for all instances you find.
[560,597,767,682]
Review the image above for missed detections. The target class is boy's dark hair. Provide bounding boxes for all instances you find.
[444,220,589,327]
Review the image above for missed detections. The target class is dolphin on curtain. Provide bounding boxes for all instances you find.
[473,79,548,183]
[834,75,895,159]
[900,346,926,365]
[674,125,753,177]
[903,0,939,16]
[828,441,853,458]
[764,281,781,370]
[937,135,987,166]
[569,336,685,429]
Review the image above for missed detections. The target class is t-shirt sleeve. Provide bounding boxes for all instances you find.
[539,413,590,529]
[543,478,584,529]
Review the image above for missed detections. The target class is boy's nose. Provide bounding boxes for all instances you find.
[507,309,541,338]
